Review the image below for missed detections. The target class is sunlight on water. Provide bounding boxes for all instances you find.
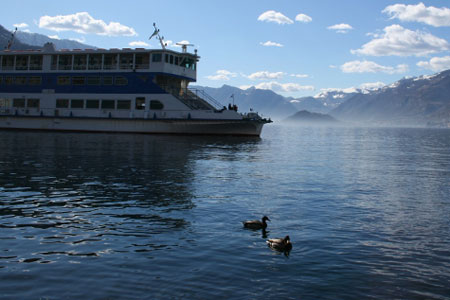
[0,126,449,299]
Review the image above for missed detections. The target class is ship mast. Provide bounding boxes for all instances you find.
[5,27,17,50]
[149,23,166,50]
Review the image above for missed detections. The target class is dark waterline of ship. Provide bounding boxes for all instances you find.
[1,125,449,299]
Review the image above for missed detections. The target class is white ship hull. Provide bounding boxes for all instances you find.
[0,115,265,136]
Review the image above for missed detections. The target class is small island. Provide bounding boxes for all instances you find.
[284,110,339,124]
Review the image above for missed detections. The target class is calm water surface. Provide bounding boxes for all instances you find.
[0,125,449,299]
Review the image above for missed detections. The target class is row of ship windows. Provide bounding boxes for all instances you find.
[0,53,196,71]
[6,98,164,110]
[0,76,132,86]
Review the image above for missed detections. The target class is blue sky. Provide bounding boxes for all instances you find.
[2,0,450,98]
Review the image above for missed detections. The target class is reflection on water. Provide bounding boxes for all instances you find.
[0,132,260,265]
[1,127,450,299]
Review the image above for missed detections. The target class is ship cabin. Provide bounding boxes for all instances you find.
[0,43,226,120]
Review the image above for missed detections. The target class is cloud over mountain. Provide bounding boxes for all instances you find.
[206,70,237,81]
[341,60,408,74]
[417,56,450,72]
[352,24,449,56]
[39,12,137,36]
[383,2,450,27]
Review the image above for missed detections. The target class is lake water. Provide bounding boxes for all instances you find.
[1,125,449,300]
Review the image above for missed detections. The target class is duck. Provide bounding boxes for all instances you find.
[243,216,270,230]
[266,235,292,252]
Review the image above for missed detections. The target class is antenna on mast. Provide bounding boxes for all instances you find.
[149,23,167,50]
[5,27,17,50]
[176,42,194,53]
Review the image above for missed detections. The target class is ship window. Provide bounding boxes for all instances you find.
[15,55,29,70]
[114,76,128,85]
[101,100,115,109]
[27,99,40,108]
[2,56,14,70]
[165,54,169,63]
[88,54,102,70]
[150,100,164,110]
[102,76,113,85]
[117,100,131,110]
[5,77,13,85]
[119,53,133,69]
[57,76,71,85]
[169,55,174,64]
[29,76,42,85]
[15,77,27,85]
[135,53,149,69]
[103,54,117,70]
[0,98,11,108]
[29,55,43,70]
[0,77,2,85]
[175,56,179,65]
[152,53,162,62]
[13,99,25,108]
[72,76,86,85]
[86,99,100,109]
[58,55,72,70]
[56,99,69,108]
[71,99,84,109]
[73,54,87,70]
[51,55,58,70]
[87,76,101,85]
[135,97,145,110]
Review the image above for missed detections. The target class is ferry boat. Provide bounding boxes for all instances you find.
[0,26,271,136]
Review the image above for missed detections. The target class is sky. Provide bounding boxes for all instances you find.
[2,0,450,98]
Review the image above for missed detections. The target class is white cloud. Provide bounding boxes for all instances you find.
[359,82,386,90]
[383,2,450,27]
[257,10,293,25]
[39,12,137,36]
[327,23,353,33]
[295,13,312,23]
[248,71,285,80]
[290,73,308,78]
[165,40,191,48]
[48,35,60,40]
[13,23,29,29]
[351,24,449,56]
[417,56,450,72]
[341,60,409,74]
[206,70,237,81]
[260,41,283,47]
[239,85,253,90]
[129,41,150,47]
[252,81,314,92]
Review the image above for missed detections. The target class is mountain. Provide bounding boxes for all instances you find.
[15,30,96,50]
[330,69,450,127]
[284,110,339,124]
[192,84,297,119]
[0,25,40,50]
[289,89,363,114]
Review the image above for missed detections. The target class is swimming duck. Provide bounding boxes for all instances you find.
[243,216,270,230]
[266,235,292,252]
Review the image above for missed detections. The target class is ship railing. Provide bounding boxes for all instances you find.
[159,85,224,111]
